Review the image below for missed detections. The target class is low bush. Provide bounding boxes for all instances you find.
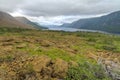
[65,61,111,80]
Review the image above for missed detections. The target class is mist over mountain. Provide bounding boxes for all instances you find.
[0,11,34,29]
[0,11,48,29]
[15,17,47,29]
[60,11,120,33]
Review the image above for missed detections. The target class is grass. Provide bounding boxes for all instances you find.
[0,27,120,79]
[0,55,14,62]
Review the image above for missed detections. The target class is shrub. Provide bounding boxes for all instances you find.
[65,61,111,80]
[102,45,117,51]
[0,55,14,62]
[87,38,97,42]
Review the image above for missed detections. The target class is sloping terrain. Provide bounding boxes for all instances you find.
[0,11,34,29]
[15,17,47,29]
[61,11,120,33]
[0,28,120,80]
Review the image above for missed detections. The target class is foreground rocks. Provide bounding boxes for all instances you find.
[88,52,120,80]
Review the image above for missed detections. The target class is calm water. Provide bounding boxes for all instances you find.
[45,26,109,34]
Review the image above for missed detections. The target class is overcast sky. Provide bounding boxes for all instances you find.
[0,0,120,25]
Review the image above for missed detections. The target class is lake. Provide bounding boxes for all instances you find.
[45,26,110,34]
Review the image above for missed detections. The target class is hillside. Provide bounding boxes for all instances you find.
[15,17,47,29]
[61,11,120,33]
[0,28,120,80]
[0,11,34,29]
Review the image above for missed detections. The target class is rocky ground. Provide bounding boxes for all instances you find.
[98,52,120,80]
[87,51,120,80]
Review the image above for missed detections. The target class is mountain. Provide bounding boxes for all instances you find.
[0,11,34,29]
[61,11,120,33]
[15,17,47,29]
[43,24,59,28]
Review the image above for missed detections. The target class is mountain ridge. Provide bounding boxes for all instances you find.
[15,17,47,29]
[0,11,34,29]
[60,11,120,33]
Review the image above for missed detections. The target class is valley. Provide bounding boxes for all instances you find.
[0,0,120,80]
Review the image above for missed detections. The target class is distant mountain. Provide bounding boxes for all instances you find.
[15,17,47,29]
[0,11,34,29]
[61,11,120,33]
[43,24,59,28]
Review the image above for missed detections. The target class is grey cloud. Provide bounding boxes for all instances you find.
[0,0,120,16]
[19,0,120,16]
[0,0,24,12]
[0,0,120,25]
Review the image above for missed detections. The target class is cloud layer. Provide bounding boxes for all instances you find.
[1,0,120,16]
[0,0,120,25]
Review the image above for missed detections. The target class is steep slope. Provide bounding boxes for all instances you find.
[15,17,47,29]
[61,11,120,33]
[0,11,34,29]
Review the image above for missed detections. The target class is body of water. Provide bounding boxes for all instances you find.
[45,26,109,34]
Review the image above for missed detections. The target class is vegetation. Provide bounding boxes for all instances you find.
[65,62,111,80]
[0,27,120,80]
